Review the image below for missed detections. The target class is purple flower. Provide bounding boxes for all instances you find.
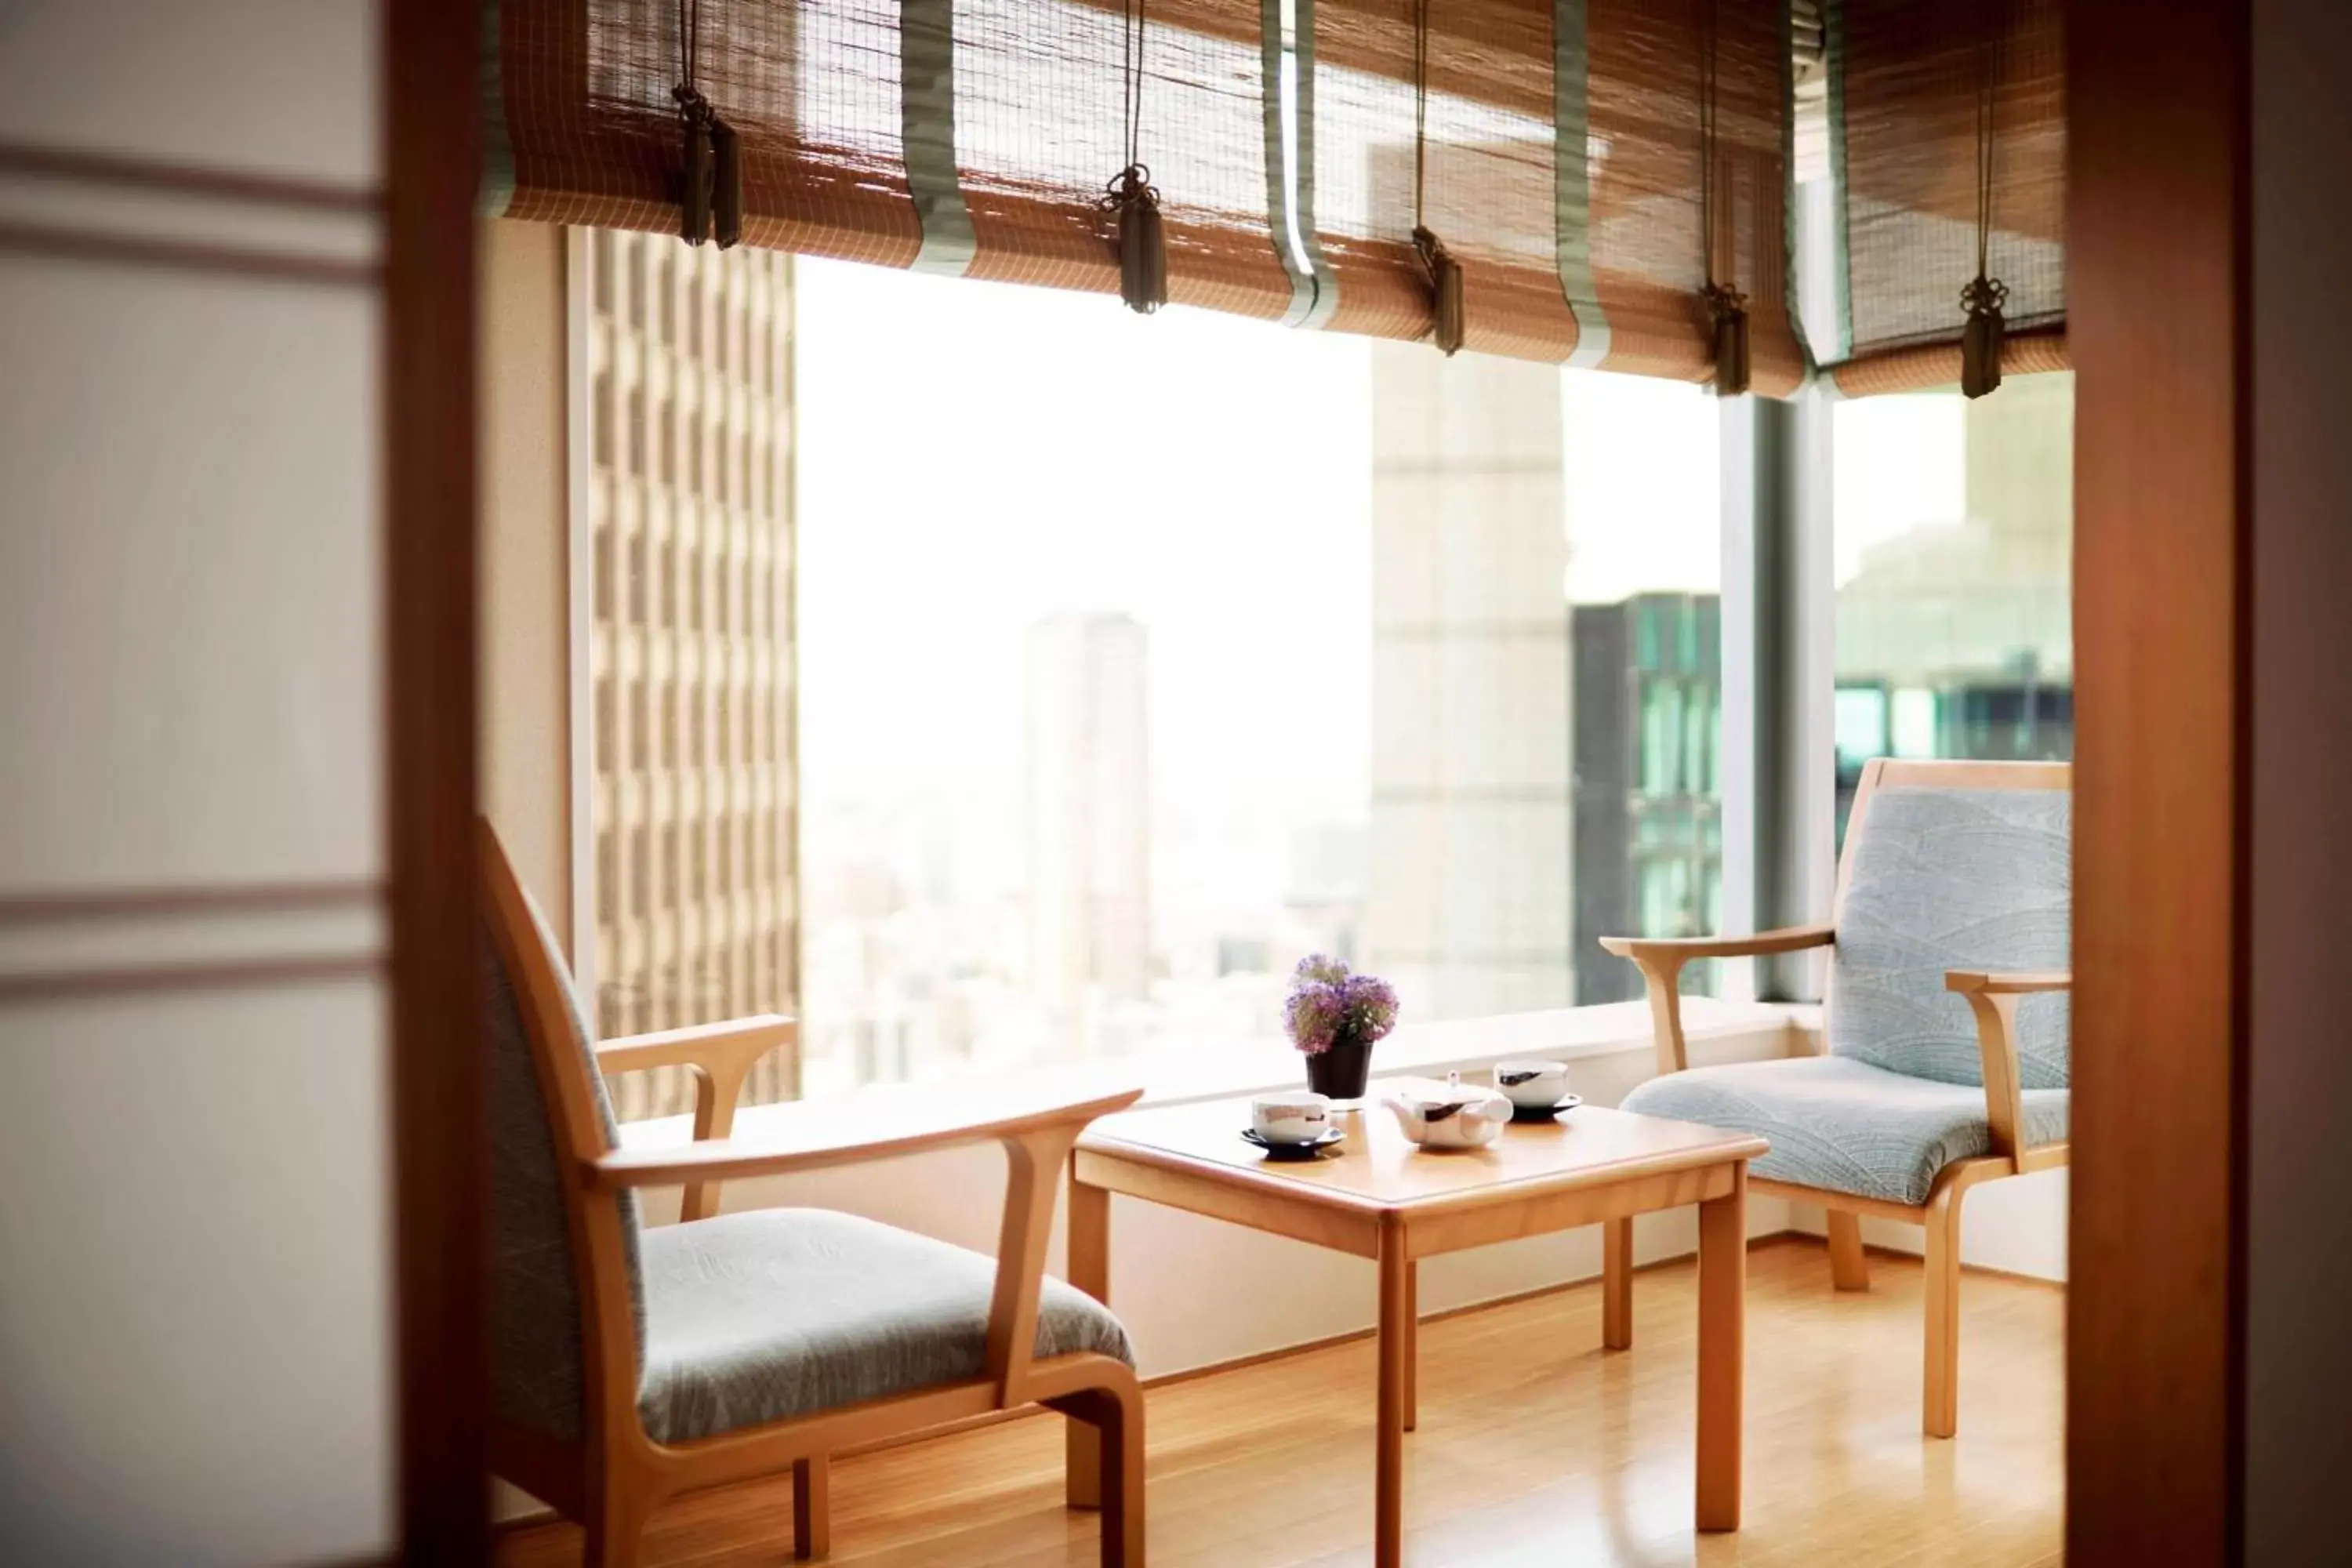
[1283,955,1400,1055]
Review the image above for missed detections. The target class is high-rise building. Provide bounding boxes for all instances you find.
[582,228,800,1119]
[1362,346,1574,1020]
[1571,593,1725,1007]
[1025,614,1152,1027]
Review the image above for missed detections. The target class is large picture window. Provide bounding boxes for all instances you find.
[791,259,1732,1092]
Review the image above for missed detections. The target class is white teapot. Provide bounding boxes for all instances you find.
[1384,1072,1515,1151]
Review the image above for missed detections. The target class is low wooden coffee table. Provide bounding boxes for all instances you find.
[1064,1088,1768,1567]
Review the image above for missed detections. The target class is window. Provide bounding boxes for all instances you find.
[1831,372,2074,842]
[792,259,1732,1092]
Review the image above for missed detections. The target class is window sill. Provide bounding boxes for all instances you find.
[615,995,1813,1152]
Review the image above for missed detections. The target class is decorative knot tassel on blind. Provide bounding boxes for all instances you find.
[1961,0,2010,397]
[1103,0,1168,314]
[1410,0,1463,355]
[671,1,741,249]
[1108,167,1167,314]
[1414,226,1465,355]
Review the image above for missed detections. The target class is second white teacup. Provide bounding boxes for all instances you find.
[1493,1059,1572,1111]
[1250,1091,1333,1145]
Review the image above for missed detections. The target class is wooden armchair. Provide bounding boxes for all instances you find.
[480,822,1147,1566]
[1601,759,2072,1438]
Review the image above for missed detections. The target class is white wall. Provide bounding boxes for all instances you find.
[0,3,394,1561]
[479,219,575,935]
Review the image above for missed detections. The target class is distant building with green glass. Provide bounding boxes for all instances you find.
[1571,592,1723,1006]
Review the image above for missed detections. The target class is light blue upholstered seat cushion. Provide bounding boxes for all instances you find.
[1620,1055,2070,1207]
[636,1208,1134,1444]
[1828,785,2071,1088]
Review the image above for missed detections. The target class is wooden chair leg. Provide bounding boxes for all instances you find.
[1096,1378,1147,1567]
[583,1466,658,1568]
[1922,1183,1966,1438]
[1602,1216,1634,1350]
[1827,1209,1871,1291]
[793,1455,831,1560]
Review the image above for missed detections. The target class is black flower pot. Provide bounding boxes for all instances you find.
[1305,1035,1373,1100]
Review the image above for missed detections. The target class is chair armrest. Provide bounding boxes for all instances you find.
[1599,923,1835,1076]
[586,1078,1142,1190]
[1944,970,2070,1161]
[1944,970,2070,996]
[596,1014,798,1221]
[588,1075,1143,1410]
[596,1014,795,1079]
[1598,922,1836,963]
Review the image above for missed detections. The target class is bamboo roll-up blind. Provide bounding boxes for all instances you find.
[1820,0,2066,394]
[487,0,924,265]
[487,0,1290,319]
[1581,0,1802,391]
[1310,0,1576,357]
[487,0,1807,384]
[1296,0,1800,387]
[947,0,1294,315]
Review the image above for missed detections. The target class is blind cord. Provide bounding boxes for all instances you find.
[1413,0,1431,230]
[1123,0,1148,175]
[1960,0,2011,395]
[1697,0,1748,394]
[1409,0,1463,354]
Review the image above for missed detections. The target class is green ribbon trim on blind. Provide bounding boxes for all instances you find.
[1780,0,1819,383]
[1822,0,1854,362]
[1553,0,1609,368]
[479,0,516,216]
[902,0,976,276]
[1265,0,1337,328]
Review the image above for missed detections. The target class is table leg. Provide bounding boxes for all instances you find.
[1403,1260,1418,1432]
[1602,1216,1635,1350]
[1065,1173,1110,1510]
[1695,1162,1746,1532]
[1376,1226,1410,1568]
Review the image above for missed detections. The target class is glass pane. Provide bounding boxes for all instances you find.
[1831,372,2074,847]
[795,260,1373,1091]
[793,259,1731,1091]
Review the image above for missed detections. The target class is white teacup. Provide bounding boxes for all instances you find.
[1493,1059,1571,1111]
[1250,1091,1333,1145]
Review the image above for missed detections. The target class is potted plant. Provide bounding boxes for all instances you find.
[1283,955,1399,1101]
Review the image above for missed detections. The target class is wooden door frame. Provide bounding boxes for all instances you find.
[387,0,488,1560]
[2067,0,2250,1561]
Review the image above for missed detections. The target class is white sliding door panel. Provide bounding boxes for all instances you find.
[0,0,397,1559]
[0,985,392,1564]
[0,2,377,187]
[0,265,381,891]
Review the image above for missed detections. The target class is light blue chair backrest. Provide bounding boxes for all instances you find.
[1827,779,2071,1090]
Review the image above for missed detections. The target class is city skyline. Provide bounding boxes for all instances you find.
[792,257,2071,1089]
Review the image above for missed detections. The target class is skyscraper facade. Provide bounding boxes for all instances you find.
[1362,346,1575,1020]
[1025,614,1152,1033]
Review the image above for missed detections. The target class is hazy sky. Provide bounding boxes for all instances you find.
[1831,394,1968,586]
[793,257,1879,853]
[795,259,1374,832]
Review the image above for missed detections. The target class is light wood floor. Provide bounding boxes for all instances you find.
[499,1237,2063,1567]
